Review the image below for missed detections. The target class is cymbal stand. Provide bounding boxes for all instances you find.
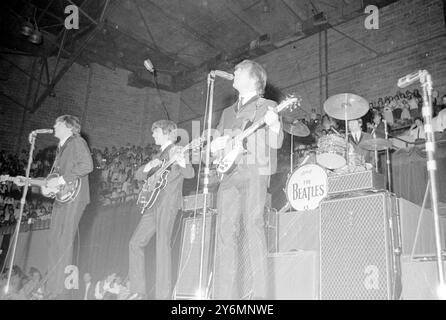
[290,134,294,174]
[384,120,392,191]
[372,131,379,173]
[343,100,350,172]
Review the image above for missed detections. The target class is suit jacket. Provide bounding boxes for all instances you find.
[348,131,373,164]
[135,143,194,211]
[216,95,284,176]
[78,281,95,300]
[52,134,93,206]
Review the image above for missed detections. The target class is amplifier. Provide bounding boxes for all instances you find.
[328,170,385,195]
[182,193,216,211]
[320,192,402,300]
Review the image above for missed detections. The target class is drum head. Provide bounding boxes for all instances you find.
[316,153,346,169]
[285,164,328,211]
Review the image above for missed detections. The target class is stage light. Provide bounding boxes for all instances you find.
[29,29,42,44]
[20,20,34,36]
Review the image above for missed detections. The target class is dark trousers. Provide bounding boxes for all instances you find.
[212,167,269,299]
[128,194,177,299]
[47,199,86,296]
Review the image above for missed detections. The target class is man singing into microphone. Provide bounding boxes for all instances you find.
[43,115,93,299]
[210,60,283,299]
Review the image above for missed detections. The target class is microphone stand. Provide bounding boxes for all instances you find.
[196,72,215,299]
[4,133,36,295]
[419,70,445,295]
[384,120,392,192]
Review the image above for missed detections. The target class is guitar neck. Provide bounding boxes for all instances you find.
[2,176,45,187]
[151,141,196,177]
[238,119,266,141]
[233,98,297,143]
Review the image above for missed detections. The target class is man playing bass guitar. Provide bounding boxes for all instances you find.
[210,60,283,299]
[128,120,194,300]
[44,115,93,299]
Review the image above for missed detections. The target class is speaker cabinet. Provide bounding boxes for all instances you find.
[173,213,216,299]
[268,251,319,299]
[320,192,401,300]
[401,255,446,299]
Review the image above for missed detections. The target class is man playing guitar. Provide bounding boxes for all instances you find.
[128,120,194,300]
[14,115,93,299]
[210,60,283,299]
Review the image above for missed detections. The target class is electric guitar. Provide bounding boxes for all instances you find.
[213,96,301,175]
[1,173,81,203]
[136,137,204,214]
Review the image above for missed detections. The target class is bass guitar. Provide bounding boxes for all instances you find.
[1,173,81,203]
[213,96,301,176]
[137,137,204,214]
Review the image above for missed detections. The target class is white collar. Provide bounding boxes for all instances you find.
[160,141,173,152]
[238,91,258,105]
[58,134,72,148]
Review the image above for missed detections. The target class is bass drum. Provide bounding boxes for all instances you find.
[285,164,328,211]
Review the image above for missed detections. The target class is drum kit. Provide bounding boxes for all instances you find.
[282,93,393,212]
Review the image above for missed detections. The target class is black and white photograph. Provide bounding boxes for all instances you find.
[0,0,446,304]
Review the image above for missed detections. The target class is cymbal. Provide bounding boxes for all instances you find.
[283,120,310,137]
[359,138,392,151]
[324,93,369,120]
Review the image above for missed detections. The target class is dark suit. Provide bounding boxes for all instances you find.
[46,134,93,297]
[77,281,95,300]
[129,143,194,299]
[212,95,283,299]
[349,131,373,164]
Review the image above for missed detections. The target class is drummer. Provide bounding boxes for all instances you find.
[314,114,339,138]
[348,118,374,165]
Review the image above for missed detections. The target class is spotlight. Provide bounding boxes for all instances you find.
[20,20,34,36]
[29,29,42,44]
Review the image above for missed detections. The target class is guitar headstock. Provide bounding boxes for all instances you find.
[276,95,302,113]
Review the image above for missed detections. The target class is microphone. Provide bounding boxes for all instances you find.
[397,70,424,88]
[210,70,234,81]
[143,58,155,73]
[32,129,54,134]
[28,129,53,143]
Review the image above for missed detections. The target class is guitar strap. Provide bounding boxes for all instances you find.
[50,135,73,175]
[49,146,60,175]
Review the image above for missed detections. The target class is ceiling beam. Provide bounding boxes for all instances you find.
[225,0,265,36]
[31,1,110,112]
[279,0,306,23]
[105,21,194,71]
[31,23,103,113]
[144,0,226,53]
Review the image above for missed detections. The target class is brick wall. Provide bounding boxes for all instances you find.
[179,0,446,130]
[0,56,180,153]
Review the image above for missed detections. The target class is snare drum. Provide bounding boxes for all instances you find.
[316,134,347,169]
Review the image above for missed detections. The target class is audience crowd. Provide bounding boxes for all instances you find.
[0,265,133,300]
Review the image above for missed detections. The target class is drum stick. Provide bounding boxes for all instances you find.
[330,126,341,136]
